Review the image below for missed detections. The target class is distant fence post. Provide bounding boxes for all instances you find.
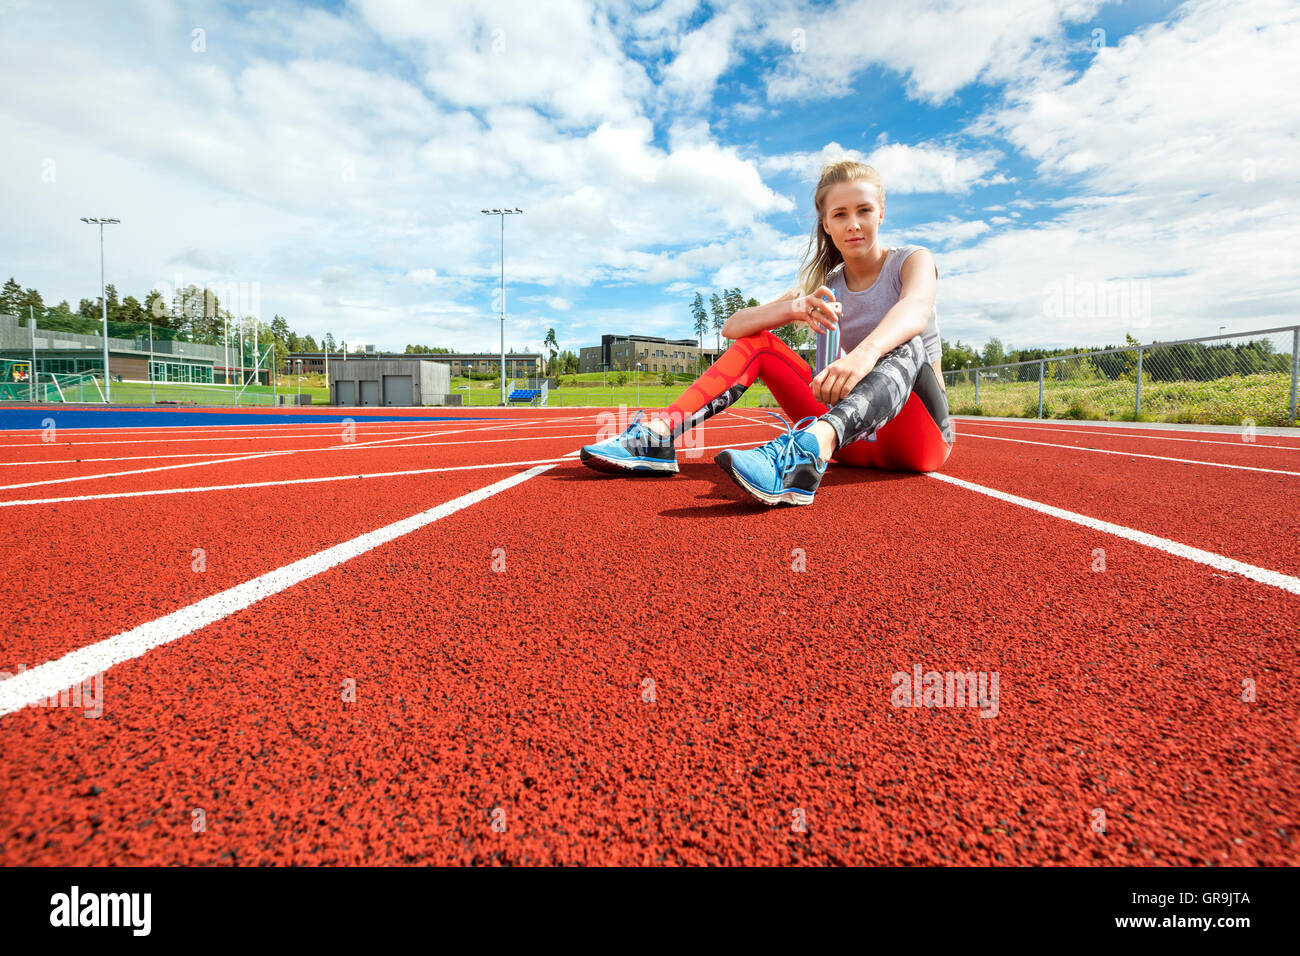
[1037,361,1044,418]
[1290,326,1298,425]
[1135,347,1143,417]
[974,370,979,406]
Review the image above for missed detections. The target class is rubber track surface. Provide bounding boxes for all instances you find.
[1,408,1296,865]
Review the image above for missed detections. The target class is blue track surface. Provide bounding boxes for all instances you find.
[0,407,497,430]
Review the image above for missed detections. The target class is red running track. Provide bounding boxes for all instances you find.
[1,408,1297,865]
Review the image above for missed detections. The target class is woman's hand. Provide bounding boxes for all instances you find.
[790,285,841,335]
[811,351,876,405]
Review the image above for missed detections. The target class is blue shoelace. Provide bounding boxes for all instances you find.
[751,410,822,476]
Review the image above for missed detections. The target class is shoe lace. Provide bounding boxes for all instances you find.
[624,409,656,451]
[755,411,821,474]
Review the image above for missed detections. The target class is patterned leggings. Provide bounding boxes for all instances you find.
[649,331,954,472]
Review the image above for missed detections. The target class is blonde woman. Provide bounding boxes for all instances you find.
[580,160,954,505]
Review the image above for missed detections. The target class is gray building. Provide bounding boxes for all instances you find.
[579,333,815,376]
[0,313,266,385]
[328,358,451,406]
[287,350,541,379]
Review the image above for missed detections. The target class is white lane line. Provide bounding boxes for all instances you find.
[0,449,290,491]
[0,411,595,441]
[0,428,446,491]
[952,419,1300,450]
[0,451,261,466]
[927,472,1300,595]
[0,419,756,471]
[0,422,555,490]
[0,416,596,449]
[0,463,557,718]
[0,437,771,508]
[0,419,482,442]
[957,431,1300,477]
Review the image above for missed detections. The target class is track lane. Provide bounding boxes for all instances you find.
[941,436,1299,576]
[956,422,1300,472]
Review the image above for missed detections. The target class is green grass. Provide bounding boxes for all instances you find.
[449,379,781,409]
[13,368,1291,427]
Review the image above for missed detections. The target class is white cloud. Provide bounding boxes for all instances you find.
[761,0,1110,106]
[910,218,992,246]
[760,141,1003,194]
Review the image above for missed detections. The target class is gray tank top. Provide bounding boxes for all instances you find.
[813,245,942,374]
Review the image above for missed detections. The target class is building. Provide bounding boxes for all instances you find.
[327,358,452,406]
[286,350,541,379]
[0,313,268,385]
[579,333,814,376]
[579,334,719,376]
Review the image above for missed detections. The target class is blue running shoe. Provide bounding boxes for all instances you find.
[715,412,828,505]
[580,409,679,475]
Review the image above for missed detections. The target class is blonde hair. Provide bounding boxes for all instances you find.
[794,160,885,298]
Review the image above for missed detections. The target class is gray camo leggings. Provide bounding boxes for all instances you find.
[819,335,954,448]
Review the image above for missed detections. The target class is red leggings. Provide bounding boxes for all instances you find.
[649,331,953,472]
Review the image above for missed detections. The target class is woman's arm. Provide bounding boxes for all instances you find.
[849,249,937,373]
[722,284,844,340]
[719,289,800,340]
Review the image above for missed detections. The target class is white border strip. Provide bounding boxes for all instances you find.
[955,419,1300,451]
[927,472,1300,594]
[957,431,1300,477]
[0,463,556,717]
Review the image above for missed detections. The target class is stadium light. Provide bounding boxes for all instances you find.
[80,217,119,403]
[481,207,523,406]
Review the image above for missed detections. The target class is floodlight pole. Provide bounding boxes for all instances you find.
[482,207,523,406]
[29,305,38,403]
[80,217,119,403]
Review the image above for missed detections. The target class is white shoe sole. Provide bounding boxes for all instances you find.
[720,462,815,505]
[581,450,679,474]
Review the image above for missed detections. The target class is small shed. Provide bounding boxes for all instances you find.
[329,359,451,406]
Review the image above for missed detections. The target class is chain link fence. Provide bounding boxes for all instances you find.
[943,326,1298,427]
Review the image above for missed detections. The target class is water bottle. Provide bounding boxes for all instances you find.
[822,293,841,364]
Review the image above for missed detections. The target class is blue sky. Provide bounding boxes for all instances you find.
[2,0,1296,358]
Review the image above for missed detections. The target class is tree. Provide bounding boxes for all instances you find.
[0,278,23,316]
[659,369,674,387]
[941,337,979,373]
[268,314,291,369]
[19,287,45,317]
[691,293,707,347]
[709,292,725,351]
[300,334,318,352]
[981,337,1006,368]
[118,295,147,326]
[724,288,746,319]
[544,327,558,375]
[144,290,168,326]
[772,321,811,353]
[324,332,336,351]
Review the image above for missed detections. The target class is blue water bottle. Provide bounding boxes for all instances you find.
[822,293,840,364]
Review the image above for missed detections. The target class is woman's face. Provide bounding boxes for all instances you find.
[821,180,884,255]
